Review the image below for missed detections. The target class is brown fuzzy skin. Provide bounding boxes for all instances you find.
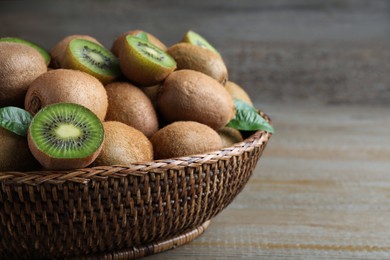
[93,121,154,166]
[0,42,47,107]
[50,35,102,68]
[225,81,253,106]
[157,70,235,130]
[167,43,228,84]
[27,129,103,170]
[119,38,176,87]
[0,126,39,171]
[217,127,244,148]
[111,30,167,57]
[141,84,160,110]
[151,121,223,159]
[24,69,108,120]
[105,82,159,138]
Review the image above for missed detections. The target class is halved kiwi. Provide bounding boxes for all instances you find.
[119,35,176,86]
[62,39,120,84]
[28,102,104,170]
[182,30,219,54]
[0,37,51,65]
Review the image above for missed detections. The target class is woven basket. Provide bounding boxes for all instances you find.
[0,110,272,259]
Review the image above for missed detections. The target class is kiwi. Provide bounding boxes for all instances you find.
[157,70,235,130]
[151,121,222,159]
[92,121,153,166]
[50,34,102,68]
[217,127,244,148]
[62,38,120,84]
[111,29,167,57]
[27,103,104,170]
[168,43,228,84]
[225,81,253,106]
[0,126,39,171]
[0,42,47,107]
[182,30,219,54]
[0,37,51,65]
[105,82,159,138]
[24,69,108,121]
[119,35,176,86]
[141,84,160,110]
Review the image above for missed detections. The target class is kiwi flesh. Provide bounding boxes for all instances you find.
[168,43,228,84]
[0,126,39,171]
[225,81,253,106]
[92,121,153,166]
[0,42,47,107]
[157,70,235,130]
[151,121,223,159]
[0,37,51,65]
[25,69,108,121]
[119,35,176,86]
[105,82,159,138]
[111,29,167,57]
[62,39,120,84]
[182,30,219,54]
[28,103,104,170]
[50,34,102,68]
[217,127,244,148]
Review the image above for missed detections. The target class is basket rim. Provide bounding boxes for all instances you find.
[0,110,272,185]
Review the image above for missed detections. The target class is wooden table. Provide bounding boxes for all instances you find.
[147,102,390,259]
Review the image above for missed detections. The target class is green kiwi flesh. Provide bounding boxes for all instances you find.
[183,31,219,54]
[28,103,104,169]
[0,37,51,65]
[68,38,120,77]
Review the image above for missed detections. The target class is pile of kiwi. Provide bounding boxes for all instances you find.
[0,29,258,171]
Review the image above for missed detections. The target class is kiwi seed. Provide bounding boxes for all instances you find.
[27,103,104,170]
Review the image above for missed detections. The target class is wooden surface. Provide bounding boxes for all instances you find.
[145,102,390,259]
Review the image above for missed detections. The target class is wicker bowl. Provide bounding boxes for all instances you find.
[0,110,272,259]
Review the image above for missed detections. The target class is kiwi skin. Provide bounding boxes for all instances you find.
[225,81,253,106]
[157,70,235,130]
[167,43,228,85]
[0,126,39,171]
[92,121,154,166]
[105,82,159,138]
[111,29,167,57]
[218,127,244,148]
[24,69,108,121]
[151,121,223,160]
[0,42,47,107]
[50,35,102,68]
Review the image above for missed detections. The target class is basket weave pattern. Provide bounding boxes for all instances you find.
[0,113,271,259]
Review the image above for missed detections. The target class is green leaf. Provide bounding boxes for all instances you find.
[227,99,274,133]
[135,32,149,41]
[0,107,33,136]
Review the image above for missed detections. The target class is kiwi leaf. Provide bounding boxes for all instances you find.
[227,99,274,133]
[0,107,32,136]
[136,32,149,41]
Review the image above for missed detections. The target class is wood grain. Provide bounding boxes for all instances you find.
[146,102,390,259]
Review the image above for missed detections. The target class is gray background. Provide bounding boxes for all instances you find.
[1,0,390,106]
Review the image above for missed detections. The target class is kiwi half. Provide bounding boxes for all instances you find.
[119,35,176,86]
[0,37,51,65]
[182,30,219,54]
[28,103,104,170]
[62,39,120,84]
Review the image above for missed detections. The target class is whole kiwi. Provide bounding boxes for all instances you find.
[217,127,244,148]
[167,43,228,84]
[105,82,159,138]
[0,126,39,171]
[50,34,102,68]
[141,84,160,110]
[24,69,108,120]
[225,81,253,106]
[151,121,223,159]
[111,29,167,57]
[157,70,235,130]
[0,42,47,107]
[93,121,154,166]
